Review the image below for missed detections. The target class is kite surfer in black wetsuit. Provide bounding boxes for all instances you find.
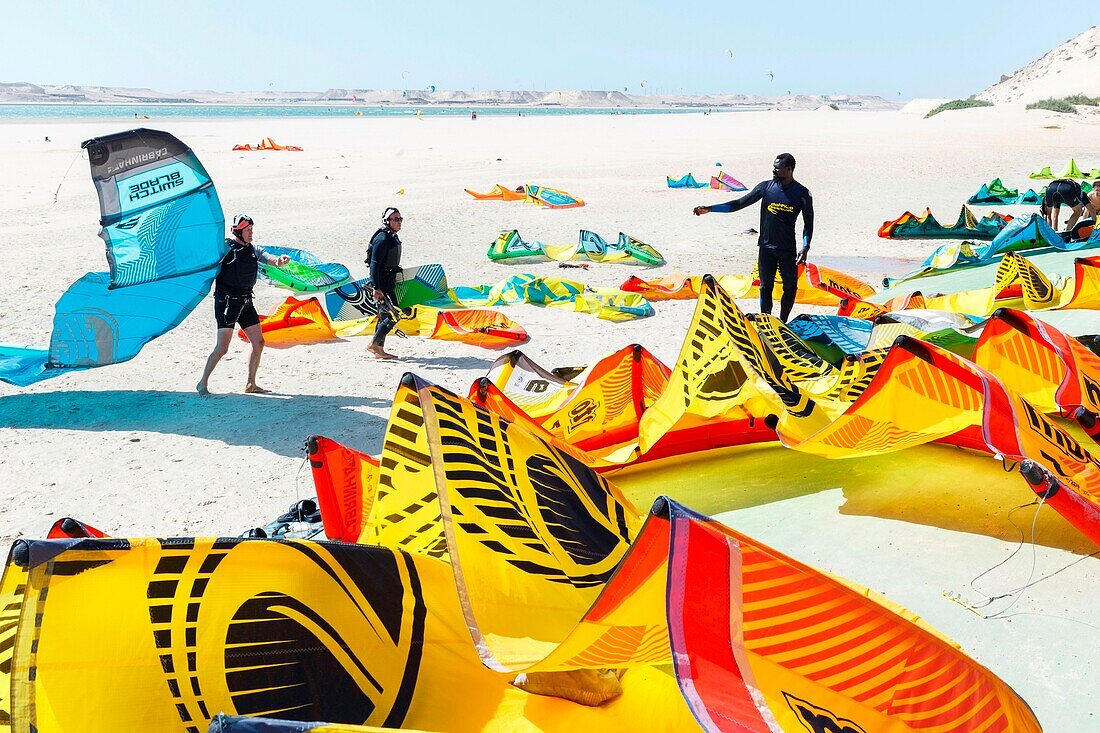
[196,214,290,395]
[694,153,814,322]
[1040,179,1097,232]
[367,207,404,359]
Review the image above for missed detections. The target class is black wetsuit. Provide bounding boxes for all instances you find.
[709,179,814,321]
[1043,179,1088,209]
[213,237,265,329]
[368,227,402,347]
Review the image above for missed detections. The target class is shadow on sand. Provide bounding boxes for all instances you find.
[405,354,499,369]
[0,390,390,458]
[613,441,1096,555]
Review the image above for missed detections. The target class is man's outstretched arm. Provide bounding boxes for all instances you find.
[797,192,814,264]
[694,181,765,215]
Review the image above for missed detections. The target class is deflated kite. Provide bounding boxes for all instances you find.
[240,295,528,349]
[488,229,665,266]
[845,252,1100,318]
[967,178,1047,205]
[1028,158,1100,180]
[709,171,747,191]
[464,184,584,209]
[0,402,1043,732]
[878,206,1011,240]
[426,273,654,321]
[665,173,709,188]
[883,213,1090,287]
[622,263,875,307]
[666,172,747,191]
[293,376,1045,731]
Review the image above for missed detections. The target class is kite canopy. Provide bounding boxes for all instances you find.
[16,281,1096,730]
[0,129,225,387]
[709,170,747,191]
[463,183,527,201]
[258,245,352,292]
[426,273,655,321]
[1028,158,1100,180]
[622,263,875,306]
[666,173,708,188]
[487,229,665,266]
[665,171,747,190]
[878,206,1011,240]
[84,128,224,288]
[296,375,1046,731]
[306,274,1100,537]
[471,344,672,451]
[524,184,585,208]
[967,178,1045,205]
[242,295,528,350]
[2,399,1044,733]
[464,184,585,208]
[847,252,1100,318]
[884,213,1086,286]
[429,309,528,347]
[787,314,876,362]
[239,296,338,347]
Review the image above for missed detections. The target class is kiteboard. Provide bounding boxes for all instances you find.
[324,264,448,321]
[394,263,448,307]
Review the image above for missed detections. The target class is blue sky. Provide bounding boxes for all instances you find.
[4,2,1084,98]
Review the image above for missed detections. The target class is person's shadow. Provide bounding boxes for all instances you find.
[405,355,498,369]
[0,390,390,457]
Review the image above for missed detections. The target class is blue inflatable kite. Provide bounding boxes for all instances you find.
[0,129,225,387]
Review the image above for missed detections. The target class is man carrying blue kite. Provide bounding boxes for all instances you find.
[196,214,290,395]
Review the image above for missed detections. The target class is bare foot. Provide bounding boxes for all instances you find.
[196,383,211,396]
[367,345,396,360]
[244,384,272,394]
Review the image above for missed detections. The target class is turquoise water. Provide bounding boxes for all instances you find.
[0,104,710,120]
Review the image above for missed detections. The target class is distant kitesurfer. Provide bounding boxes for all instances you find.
[693,153,814,321]
[196,214,290,395]
[367,207,405,359]
[1040,178,1096,231]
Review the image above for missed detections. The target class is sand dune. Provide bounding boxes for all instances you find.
[978,25,1100,103]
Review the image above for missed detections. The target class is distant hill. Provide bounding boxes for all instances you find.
[977,26,1100,104]
[0,82,902,111]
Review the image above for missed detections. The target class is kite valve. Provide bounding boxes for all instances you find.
[11,540,30,568]
[1072,407,1100,439]
[1019,460,1060,498]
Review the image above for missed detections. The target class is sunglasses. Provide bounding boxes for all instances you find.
[388,216,404,222]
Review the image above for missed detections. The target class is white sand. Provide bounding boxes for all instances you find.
[1,108,1098,728]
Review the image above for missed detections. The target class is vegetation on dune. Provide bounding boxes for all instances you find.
[924,98,994,118]
[1025,95,1100,113]
[1027,98,1078,114]
[1061,94,1100,106]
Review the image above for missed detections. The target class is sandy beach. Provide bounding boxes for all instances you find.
[1,107,1099,728]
